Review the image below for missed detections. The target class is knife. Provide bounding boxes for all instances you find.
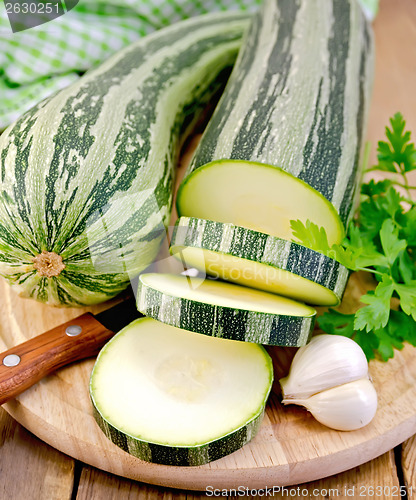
[0,295,140,406]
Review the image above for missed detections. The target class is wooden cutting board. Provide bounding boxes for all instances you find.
[1,0,416,491]
[1,273,416,491]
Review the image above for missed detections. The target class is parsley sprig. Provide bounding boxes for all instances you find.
[291,113,416,361]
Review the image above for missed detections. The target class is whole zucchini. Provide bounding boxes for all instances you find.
[177,0,375,246]
[0,12,249,306]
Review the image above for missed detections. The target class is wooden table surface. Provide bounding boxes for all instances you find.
[1,0,416,498]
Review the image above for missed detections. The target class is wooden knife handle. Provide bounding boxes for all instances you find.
[0,313,114,405]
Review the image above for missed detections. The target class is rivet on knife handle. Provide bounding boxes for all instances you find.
[0,313,114,406]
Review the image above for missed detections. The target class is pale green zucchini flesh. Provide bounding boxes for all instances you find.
[170,216,349,306]
[0,12,250,306]
[176,0,374,246]
[137,273,315,346]
[177,160,344,246]
[90,317,273,466]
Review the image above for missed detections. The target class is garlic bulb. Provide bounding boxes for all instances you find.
[280,334,369,399]
[280,334,378,431]
[283,378,378,431]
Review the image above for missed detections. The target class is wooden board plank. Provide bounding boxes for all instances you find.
[76,466,194,500]
[0,407,75,499]
[75,450,400,499]
[1,0,416,492]
[306,451,401,500]
[400,436,416,495]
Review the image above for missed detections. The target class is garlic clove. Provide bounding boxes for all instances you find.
[280,334,369,400]
[282,378,378,431]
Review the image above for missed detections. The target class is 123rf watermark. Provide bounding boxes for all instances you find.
[205,485,413,497]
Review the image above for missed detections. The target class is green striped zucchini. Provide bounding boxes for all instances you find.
[170,216,349,306]
[0,12,250,306]
[137,273,315,346]
[176,0,374,246]
[90,317,273,466]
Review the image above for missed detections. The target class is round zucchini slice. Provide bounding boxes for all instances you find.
[170,216,349,306]
[137,272,316,346]
[90,317,273,466]
[176,160,345,247]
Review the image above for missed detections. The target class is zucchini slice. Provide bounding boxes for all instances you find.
[137,273,315,346]
[90,317,273,466]
[178,161,344,246]
[170,216,349,306]
[176,0,374,246]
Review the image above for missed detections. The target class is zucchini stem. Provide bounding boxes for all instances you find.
[33,251,65,277]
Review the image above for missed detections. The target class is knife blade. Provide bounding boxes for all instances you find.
[0,294,141,406]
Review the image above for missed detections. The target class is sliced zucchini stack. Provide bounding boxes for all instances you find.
[137,273,315,346]
[90,317,273,466]
[170,216,349,306]
[90,0,374,467]
[176,0,374,246]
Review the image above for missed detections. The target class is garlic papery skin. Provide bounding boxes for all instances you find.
[280,334,369,400]
[282,378,378,431]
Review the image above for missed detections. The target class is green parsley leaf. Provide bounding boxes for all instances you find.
[291,113,416,361]
[358,186,404,243]
[388,310,416,343]
[379,219,407,266]
[399,206,416,246]
[393,282,416,321]
[398,250,415,284]
[375,326,404,361]
[361,179,392,197]
[354,295,389,333]
[290,219,331,256]
[355,275,395,332]
[375,112,416,174]
[353,330,380,360]
[317,310,355,337]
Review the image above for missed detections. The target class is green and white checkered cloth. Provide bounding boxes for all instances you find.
[0,0,262,129]
[0,0,378,130]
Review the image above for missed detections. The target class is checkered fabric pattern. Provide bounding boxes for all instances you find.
[0,0,262,129]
